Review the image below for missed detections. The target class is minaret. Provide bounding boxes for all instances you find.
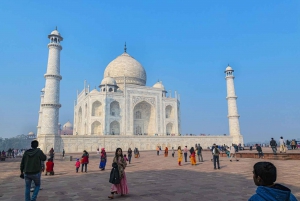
[38,28,63,152]
[36,88,45,136]
[225,65,243,145]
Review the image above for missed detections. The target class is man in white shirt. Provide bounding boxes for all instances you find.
[230,144,239,162]
[183,146,188,162]
[279,137,286,153]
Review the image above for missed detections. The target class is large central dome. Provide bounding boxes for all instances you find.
[103,52,147,89]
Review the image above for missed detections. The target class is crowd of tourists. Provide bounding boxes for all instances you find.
[19,138,299,201]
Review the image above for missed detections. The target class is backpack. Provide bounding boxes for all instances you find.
[109,162,120,184]
[214,148,220,155]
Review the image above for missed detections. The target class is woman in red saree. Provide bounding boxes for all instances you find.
[164,147,168,157]
[190,147,196,165]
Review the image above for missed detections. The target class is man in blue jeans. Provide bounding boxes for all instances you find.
[20,140,47,201]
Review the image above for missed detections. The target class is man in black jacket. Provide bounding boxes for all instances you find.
[20,140,47,201]
[270,138,277,155]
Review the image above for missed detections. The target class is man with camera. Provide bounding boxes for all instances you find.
[20,140,47,201]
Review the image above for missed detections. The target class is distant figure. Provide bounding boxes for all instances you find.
[75,159,80,173]
[177,146,183,166]
[156,146,159,156]
[183,146,188,162]
[250,146,253,151]
[197,144,203,162]
[134,148,140,158]
[123,154,129,162]
[49,148,54,159]
[99,148,107,171]
[230,144,239,162]
[97,148,100,155]
[45,158,54,175]
[164,147,168,157]
[279,137,286,153]
[62,149,65,159]
[212,144,221,169]
[249,162,297,201]
[255,144,264,159]
[127,148,132,164]
[190,147,196,165]
[291,139,296,150]
[81,150,89,173]
[270,138,277,155]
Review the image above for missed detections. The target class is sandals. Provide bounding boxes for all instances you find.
[108,195,114,199]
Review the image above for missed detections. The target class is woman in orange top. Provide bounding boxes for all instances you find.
[190,147,196,165]
[164,147,168,157]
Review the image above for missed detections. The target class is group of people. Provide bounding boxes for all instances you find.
[19,139,298,201]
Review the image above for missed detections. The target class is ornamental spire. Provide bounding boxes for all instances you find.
[124,42,127,53]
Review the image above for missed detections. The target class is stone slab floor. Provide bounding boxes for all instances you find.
[0,150,299,201]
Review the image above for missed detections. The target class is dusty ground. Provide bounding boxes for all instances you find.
[0,149,299,201]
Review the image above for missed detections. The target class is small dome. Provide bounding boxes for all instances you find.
[41,88,45,92]
[63,121,73,129]
[100,77,117,86]
[28,132,35,135]
[50,30,60,36]
[153,81,165,90]
[225,65,233,71]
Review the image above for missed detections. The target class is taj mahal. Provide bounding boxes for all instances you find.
[37,29,243,153]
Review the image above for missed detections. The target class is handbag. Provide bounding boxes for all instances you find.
[109,162,120,184]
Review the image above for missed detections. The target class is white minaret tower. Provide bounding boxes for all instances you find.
[36,88,45,136]
[225,65,243,145]
[38,28,63,152]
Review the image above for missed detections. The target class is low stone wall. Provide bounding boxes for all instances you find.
[38,134,234,153]
[220,152,300,160]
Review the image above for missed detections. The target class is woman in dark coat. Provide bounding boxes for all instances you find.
[81,150,89,173]
[127,148,132,164]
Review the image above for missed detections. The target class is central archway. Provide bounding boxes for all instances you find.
[133,101,156,135]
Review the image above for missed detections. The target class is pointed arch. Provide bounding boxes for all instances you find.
[110,121,120,135]
[110,101,120,116]
[78,107,82,134]
[165,105,173,118]
[166,122,173,135]
[91,121,102,135]
[92,101,102,116]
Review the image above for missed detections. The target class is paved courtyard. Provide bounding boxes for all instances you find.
[0,150,300,201]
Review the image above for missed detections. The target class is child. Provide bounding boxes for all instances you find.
[45,158,54,175]
[123,154,129,162]
[75,158,80,173]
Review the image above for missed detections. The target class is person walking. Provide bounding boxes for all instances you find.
[190,147,196,165]
[99,148,107,171]
[127,148,132,164]
[230,144,239,162]
[256,144,264,159]
[156,146,159,156]
[108,148,129,199]
[279,137,286,153]
[183,146,188,162]
[291,139,296,150]
[270,138,277,155]
[212,144,221,169]
[62,149,65,159]
[81,150,89,173]
[49,148,54,160]
[75,159,80,173]
[164,147,168,157]
[197,144,203,162]
[171,147,175,157]
[20,140,47,201]
[177,146,183,166]
[45,158,54,175]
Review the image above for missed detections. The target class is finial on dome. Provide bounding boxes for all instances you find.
[124,42,127,53]
[56,26,57,30]
[228,63,230,66]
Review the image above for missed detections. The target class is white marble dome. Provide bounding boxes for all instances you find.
[63,121,73,129]
[103,52,147,87]
[153,81,165,90]
[28,132,35,135]
[100,77,117,86]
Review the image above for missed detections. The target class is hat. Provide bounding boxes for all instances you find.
[76,158,79,161]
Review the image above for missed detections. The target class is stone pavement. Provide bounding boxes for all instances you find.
[0,150,299,201]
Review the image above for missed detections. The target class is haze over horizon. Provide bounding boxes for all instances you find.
[0,1,299,143]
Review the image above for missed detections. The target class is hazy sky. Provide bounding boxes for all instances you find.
[0,1,299,143]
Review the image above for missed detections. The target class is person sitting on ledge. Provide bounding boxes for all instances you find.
[249,162,297,201]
